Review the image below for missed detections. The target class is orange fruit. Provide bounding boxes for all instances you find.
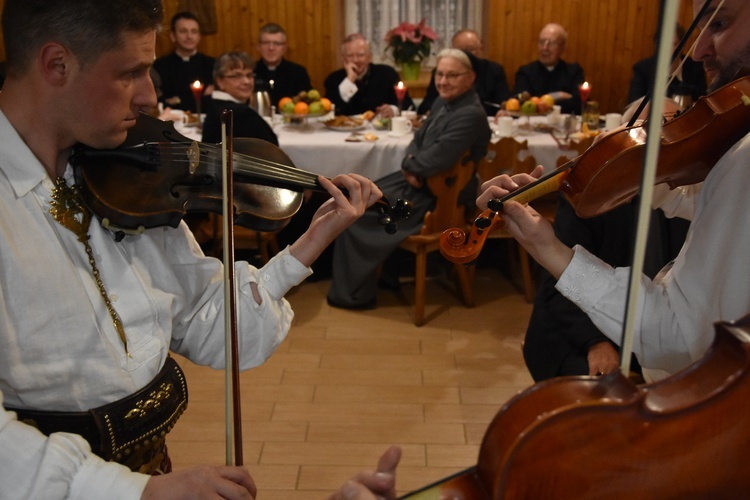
[278,96,293,109]
[505,98,520,111]
[529,96,540,106]
[320,97,332,112]
[294,101,309,115]
[540,94,555,108]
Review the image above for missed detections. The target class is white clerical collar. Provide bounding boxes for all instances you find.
[177,50,198,62]
[211,90,244,104]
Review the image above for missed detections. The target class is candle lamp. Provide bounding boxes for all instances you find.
[191,80,205,128]
[578,81,591,106]
[394,81,407,112]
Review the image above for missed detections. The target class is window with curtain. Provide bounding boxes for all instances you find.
[344,0,482,66]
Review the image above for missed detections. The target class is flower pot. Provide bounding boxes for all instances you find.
[400,61,422,82]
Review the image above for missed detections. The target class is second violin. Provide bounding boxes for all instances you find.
[441,74,750,264]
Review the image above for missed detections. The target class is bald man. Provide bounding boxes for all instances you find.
[512,23,585,114]
[418,29,510,115]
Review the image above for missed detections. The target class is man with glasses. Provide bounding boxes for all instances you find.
[324,34,414,117]
[511,23,585,114]
[153,11,215,112]
[327,49,490,309]
[418,29,511,116]
[254,22,312,108]
[202,51,278,145]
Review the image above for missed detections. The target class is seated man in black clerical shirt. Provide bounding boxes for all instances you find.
[510,23,585,115]
[152,11,215,112]
[324,34,414,118]
[253,22,312,108]
[418,29,510,116]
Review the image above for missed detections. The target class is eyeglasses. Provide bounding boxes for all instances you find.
[435,71,470,82]
[538,38,561,48]
[222,72,254,80]
[259,40,286,47]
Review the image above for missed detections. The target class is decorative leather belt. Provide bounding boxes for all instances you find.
[5,356,188,474]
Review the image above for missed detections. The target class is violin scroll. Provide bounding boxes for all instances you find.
[439,209,503,264]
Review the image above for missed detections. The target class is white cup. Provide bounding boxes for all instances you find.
[401,110,417,120]
[168,109,188,124]
[605,112,623,131]
[552,105,562,115]
[390,116,413,137]
[496,116,513,137]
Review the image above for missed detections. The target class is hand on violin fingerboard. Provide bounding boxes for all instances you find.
[289,174,382,267]
[477,165,574,279]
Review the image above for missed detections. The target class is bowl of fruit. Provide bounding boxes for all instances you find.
[278,89,332,124]
[503,93,556,117]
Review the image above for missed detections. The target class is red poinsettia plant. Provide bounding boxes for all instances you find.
[384,18,439,65]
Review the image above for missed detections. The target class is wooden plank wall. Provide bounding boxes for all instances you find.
[484,0,697,113]
[0,0,697,114]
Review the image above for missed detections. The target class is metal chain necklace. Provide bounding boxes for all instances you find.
[49,177,129,354]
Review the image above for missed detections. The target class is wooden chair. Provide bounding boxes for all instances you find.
[189,213,280,264]
[398,154,477,326]
[473,137,549,302]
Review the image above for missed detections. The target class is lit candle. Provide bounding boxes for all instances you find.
[394,81,407,111]
[578,81,591,105]
[191,80,204,126]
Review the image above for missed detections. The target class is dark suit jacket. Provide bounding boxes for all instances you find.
[418,56,510,116]
[324,63,414,115]
[254,58,312,108]
[627,55,707,105]
[513,59,585,114]
[523,196,689,381]
[201,96,278,146]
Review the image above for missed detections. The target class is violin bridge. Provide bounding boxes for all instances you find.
[187,141,201,174]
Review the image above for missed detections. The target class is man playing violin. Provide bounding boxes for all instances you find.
[479,0,750,382]
[0,0,386,498]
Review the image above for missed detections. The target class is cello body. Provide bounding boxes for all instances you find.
[401,316,750,498]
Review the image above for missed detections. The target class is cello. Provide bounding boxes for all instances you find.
[400,315,750,499]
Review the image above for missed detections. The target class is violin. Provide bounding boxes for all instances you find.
[440,74,750,264]
[71,113,412,235]
[399,315,750,498]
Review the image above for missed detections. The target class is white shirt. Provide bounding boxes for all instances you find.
[556,131,750,376]
[0,110,311,497]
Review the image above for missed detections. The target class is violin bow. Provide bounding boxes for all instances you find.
[221,110,244,465]
[618,0,681,376]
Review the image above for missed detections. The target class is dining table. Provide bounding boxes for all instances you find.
[171,112,589,181]
[273,117,412,180]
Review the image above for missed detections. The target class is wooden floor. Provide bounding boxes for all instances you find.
[169,264,535,498]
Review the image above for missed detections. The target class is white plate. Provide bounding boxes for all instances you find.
[325,123,366,132]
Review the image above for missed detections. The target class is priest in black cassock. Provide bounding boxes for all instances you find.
[253,23,312,108]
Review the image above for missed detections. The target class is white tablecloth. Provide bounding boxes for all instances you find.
[172,114,579,181]
[274,120,412,181]
[491,115,587,172]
